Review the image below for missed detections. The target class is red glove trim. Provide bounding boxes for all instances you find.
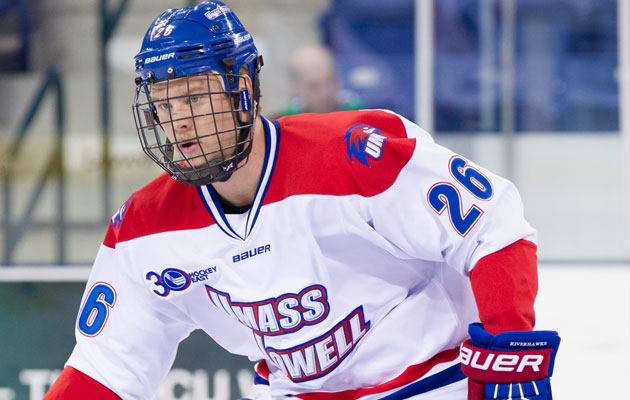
[460,340,552,383]
[44,366,120,400]
[467,379,485,400]
[470,240,538,335]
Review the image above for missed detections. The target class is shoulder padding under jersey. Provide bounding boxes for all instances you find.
[103,173,214,248]
[266,110,416,203]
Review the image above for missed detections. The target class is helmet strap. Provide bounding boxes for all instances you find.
[252,55,264,103]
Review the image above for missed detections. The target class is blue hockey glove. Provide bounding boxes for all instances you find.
[460,323,560,400]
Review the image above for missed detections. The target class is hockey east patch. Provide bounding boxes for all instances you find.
[146,265,221,298]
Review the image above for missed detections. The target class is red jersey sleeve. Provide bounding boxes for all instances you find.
[44,366,120,400]
[469,239,538,335]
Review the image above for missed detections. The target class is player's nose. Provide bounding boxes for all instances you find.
[169,101,193,132]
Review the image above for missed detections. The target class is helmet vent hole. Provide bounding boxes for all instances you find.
[177,45,205,59]
[179,52,204,60]
[211,40,234,53]
[177,45,204,53]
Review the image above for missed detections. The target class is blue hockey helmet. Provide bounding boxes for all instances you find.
[132,1,264,186]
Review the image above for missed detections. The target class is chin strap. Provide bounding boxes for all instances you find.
[205,127,254,184]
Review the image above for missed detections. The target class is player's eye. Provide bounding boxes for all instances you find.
[156,102,169,111]
[190,95,202,104]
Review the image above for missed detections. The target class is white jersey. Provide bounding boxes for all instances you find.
[66,110,536,399]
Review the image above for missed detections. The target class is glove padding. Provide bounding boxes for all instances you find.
[461,323,560,400]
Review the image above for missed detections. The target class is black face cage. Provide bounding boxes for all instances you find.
[132,72,256,186]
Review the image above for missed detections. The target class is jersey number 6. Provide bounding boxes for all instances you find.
[428,156,493,237]
[78,282,117,337]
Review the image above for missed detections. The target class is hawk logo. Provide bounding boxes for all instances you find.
[344,124,388,167]
[111,195,133,228]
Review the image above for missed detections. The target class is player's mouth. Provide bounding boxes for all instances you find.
[178,139,200,155]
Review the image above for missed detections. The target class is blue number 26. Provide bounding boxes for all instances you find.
[428,156,494,236]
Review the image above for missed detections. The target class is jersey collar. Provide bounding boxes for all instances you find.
[197,117,280,241]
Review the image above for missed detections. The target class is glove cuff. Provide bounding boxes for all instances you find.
[460,339,553,383]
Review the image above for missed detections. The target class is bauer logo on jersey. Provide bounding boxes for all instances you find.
[146,265,221,298]
[344,123,388,167]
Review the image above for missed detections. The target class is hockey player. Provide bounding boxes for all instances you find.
[45,2,560,399]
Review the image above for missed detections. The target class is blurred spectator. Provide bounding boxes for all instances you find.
[281,43,363,116]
